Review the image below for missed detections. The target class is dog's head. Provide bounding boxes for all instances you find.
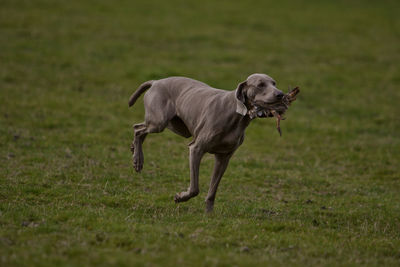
[235,73,284,116]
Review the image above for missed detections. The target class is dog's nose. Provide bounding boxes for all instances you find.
[275,92,284,99]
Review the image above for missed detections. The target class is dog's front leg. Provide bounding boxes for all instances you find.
[205,152,233,212]
[174,143,204,203]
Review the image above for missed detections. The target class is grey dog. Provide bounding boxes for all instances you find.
[129,73,285,212]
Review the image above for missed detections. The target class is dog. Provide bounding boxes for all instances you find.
[129,73,285,212]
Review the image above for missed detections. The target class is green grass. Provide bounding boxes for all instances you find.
[1,0,400,265]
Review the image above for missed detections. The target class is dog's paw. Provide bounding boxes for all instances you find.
[133,155,143,172]
[174,192,187,203]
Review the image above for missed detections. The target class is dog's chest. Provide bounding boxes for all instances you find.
[208,130,245,153]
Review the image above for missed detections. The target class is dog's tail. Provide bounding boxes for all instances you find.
[128,80,154,107]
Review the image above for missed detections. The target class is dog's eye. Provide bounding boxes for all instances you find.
[258,82,265,87]
[272,81,276,86]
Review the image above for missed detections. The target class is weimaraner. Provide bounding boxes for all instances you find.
[129,73,285,212]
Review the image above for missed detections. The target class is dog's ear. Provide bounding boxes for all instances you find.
[235,81,247,116]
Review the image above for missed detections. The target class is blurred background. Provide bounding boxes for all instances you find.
[1,0,399,265]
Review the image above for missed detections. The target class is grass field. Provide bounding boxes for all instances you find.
[1,0,400,265]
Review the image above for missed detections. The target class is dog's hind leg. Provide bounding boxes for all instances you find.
[132,120,171,172]
[130,123,145,154]
[132,111,174,173]
[131,86,175,172]
[131,123,148,172]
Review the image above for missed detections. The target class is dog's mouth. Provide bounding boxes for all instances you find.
[253,99,283,109]
[250,101,284,116]
[266,99,282,105]
[248,87,300,136]
[254,99,276,104]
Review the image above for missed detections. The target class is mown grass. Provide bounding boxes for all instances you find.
[1,0,400,266]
